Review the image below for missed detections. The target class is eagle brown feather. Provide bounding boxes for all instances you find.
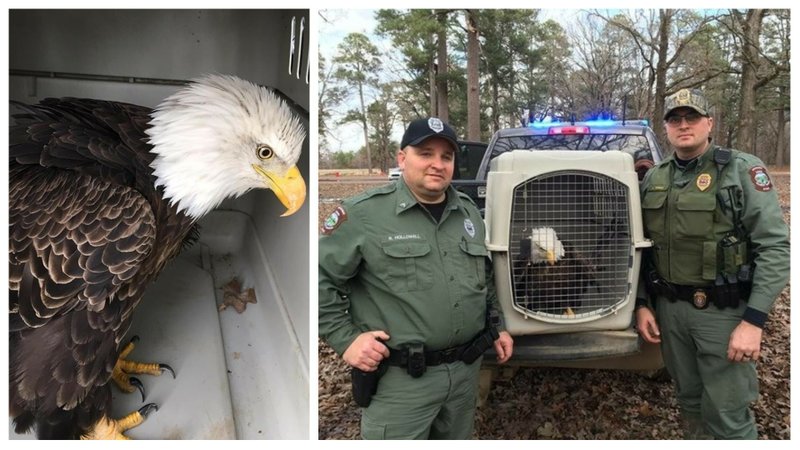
[9,98,193,439]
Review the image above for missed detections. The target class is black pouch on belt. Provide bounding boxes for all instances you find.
[461,327,499,364]
[406,343,426,378]
[351,362,388,408]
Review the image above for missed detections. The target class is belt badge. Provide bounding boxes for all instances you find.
[693,289,708,309]
[696,173,712,191]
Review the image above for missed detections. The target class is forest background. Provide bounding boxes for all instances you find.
[318,9,790,173]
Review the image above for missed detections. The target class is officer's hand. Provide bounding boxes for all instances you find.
[727,321,762,363]
[343,331,391,372]
[494,331,514,364]
[635,306,661,344]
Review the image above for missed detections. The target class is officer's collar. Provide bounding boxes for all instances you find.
[669,143,715,172]
[394,178,460,215]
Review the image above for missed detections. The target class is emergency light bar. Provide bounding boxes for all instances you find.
[528,118,650,129]
[548,126,590,135]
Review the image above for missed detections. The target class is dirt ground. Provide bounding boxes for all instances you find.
[317,174,791,440]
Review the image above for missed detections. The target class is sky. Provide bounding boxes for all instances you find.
[318,9,590,155]
[318,9,395,154]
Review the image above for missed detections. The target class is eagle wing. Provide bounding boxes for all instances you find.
[9,98,158,412]
[9,165,156,411]
[10,97,154,184]
[9,166,156,330]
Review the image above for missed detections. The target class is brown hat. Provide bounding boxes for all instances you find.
[664,88,710,119]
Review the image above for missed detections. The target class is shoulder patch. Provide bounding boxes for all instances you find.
[320,206,348,235]
[749,166,772,192]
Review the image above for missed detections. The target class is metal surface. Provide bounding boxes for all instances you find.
[510,171,632,320]
[484,330,641,363]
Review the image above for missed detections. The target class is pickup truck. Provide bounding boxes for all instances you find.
[453,120,664,212]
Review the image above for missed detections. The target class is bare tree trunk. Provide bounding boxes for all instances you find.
[714,105,726,145]
[735,9,765,155]
[429,58,437,117]
[507,49,516,127]
[491,79,500,133]
[358,84,372,174]
[466,10,480,140]
[726,127,735,148]
[653,10,671,155]
[784,121,790,166]
[775,88,787,167]
[436,10,449,122]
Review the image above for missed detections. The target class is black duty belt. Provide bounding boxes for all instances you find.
[665,282,714,309]
[385,341,472,367]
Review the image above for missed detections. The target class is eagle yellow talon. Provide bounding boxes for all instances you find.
[111,337,175,400]
[118,359,163,376]
[80,404,158,440]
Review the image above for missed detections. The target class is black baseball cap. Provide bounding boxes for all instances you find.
[400,117,459,152]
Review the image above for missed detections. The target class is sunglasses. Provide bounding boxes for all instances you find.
[666,112,706,126]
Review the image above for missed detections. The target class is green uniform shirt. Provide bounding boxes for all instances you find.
[641,146,789,317]
[319,179,500,355]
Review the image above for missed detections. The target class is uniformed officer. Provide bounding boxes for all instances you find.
[635,89,789,439]
[319,117,514,440]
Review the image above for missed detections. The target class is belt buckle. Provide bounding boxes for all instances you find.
[439,347,458,364]
[692,289,709,309]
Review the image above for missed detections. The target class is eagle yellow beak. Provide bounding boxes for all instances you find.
[546,250,557,266]
[253,164,306,217]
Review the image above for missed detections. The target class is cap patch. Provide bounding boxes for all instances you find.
[749,166,772,192]
[321,206,348,235]
[664,88,710,118]
[428,117,444,133]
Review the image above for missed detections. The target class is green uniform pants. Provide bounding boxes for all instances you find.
[361,359,482,440]
[656,297,759,439]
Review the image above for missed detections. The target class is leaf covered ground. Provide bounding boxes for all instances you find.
[317,174,790,440]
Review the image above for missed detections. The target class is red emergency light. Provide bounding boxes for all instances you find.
[548,126,590,135]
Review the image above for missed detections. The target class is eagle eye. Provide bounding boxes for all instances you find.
[257,145,274,160]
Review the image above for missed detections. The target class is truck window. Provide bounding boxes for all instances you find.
[491,134,651,161]
[455,142,487,180]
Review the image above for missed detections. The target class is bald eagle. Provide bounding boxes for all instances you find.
[513,227,596,316]
[9,74,306,439]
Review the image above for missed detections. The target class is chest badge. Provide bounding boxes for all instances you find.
[464,219,476,238]
[696,173,712,191]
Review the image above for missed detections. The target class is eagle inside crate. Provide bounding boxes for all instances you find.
[513,227,597,316]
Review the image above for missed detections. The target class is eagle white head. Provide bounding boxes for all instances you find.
[146,74,306,220]
[528,227,565,265]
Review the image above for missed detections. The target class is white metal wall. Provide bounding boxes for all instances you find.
[9,9,309,110]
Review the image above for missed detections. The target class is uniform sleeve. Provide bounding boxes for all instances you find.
[484,256,506,332]
[637,173,655,305]
[318,204,366,355]
[475,202,506,332]
[736,160,790,320]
